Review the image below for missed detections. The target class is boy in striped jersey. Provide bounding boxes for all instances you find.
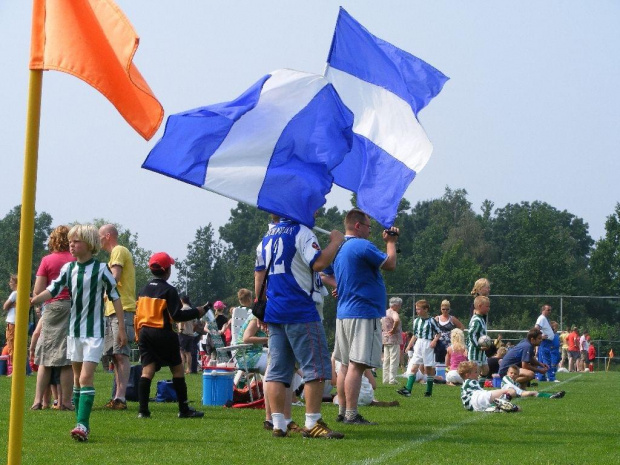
[502,365,565,399]
[467,296,490,380]
[397,300,441,397]
[31,224,126,442]
[458,361,519,412]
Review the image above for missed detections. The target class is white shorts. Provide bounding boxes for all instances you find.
[411,339,436,367]
[67,336,104,363]
[470,390,493,412]
[446,370,464,384]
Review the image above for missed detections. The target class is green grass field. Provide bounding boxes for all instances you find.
[0,369,617,464]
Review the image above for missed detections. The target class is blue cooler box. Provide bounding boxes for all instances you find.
[202,370,234,406]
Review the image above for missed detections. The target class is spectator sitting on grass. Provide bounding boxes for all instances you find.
[445,328,468,386]
[498,328,548,388]
[332,358,399,408]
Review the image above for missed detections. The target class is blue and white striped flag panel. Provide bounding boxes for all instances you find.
[142,69,353,227]
[325,7,448,227]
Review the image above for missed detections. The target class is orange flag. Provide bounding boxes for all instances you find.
[29,0,163,140]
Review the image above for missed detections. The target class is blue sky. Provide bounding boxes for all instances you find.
[1,1,619,263]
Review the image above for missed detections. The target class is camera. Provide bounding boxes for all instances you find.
[385,229,399,237]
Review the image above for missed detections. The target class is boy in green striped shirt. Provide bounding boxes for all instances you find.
[467,296,490,380]
[397,300,441,397]
[32,224,126,442]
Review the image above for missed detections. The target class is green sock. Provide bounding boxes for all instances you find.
[72,387,80,423]
[77,386,95,429]
[426,377,433,394]
[405,375,415,391]
[537,392,552,398]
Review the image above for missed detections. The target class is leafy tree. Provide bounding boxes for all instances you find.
[0,206,52,302]
[590,203,620,295]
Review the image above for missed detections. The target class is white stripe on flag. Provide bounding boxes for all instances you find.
[203,69,329,205]
[326,67,433,173]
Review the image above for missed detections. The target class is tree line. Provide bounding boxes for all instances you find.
[1,187,619,344]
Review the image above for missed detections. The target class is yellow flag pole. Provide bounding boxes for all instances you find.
[7,69,43,465]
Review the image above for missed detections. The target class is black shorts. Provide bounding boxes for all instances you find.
[138,326,182,371]
[178,333,195,353]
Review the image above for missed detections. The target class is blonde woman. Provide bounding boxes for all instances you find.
[434,300,464,364]
[445,328,468,385]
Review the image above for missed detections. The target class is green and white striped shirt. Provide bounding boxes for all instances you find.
[467,314,488,362]
[47,258,119,338]
[501,375,524,396]
[412,316,441,340]
[461,379,482,410]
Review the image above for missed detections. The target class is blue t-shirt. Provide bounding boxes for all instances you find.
[258,220,321,324]
[499,338,535,375]
[332,237,387,319]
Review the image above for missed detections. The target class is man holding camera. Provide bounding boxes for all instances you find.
[331,208,399,425]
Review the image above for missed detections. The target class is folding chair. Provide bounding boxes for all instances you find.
[229,306,249,345]
[216,341,264,402]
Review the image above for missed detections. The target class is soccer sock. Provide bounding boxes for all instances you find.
[426,377,433,394]
[138,377,152,413]
[72,387,80,423]
[345,408,358,421]
[405,375,415,391]
[77,386,95,429]
[272,412,286,432]
[537,392,553,398]
[172,377,189,413]
[305,412,321,429]
[338,403,346,417]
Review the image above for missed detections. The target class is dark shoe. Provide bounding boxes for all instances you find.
[287,421,303,434]
[272,428,289,438]
[424,392,432,397]
[104,398,116,409]
[550,391,566,399]
[263,420,274,430]
[138,411,151,419]
[178,407,204,418]
[396,388,411,397]
[494,398,520,413]
[302,418,344,439]
[343,413,377,425]
[109,398,127,410]
[335,414,345,422]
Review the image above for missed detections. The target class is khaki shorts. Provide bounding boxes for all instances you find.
[104,313,134,357]
[333,318,382,368]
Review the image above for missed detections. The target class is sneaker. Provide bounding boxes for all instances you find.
[137,411,151,419]
[109,398,127,410]
[396,388,411,397]
[302,418,344,439]
[335,414,345,423]
[178,407,204,418]
[272,428,289,438]
[552,380,561,383]
[343,413,377,425]
[104,398,116,409]
[494,398,520,413]
[263,420,274,430]
[550,391,566,399]
[424,392,432,397]
[287,421,303,434]
[70,424,89,442]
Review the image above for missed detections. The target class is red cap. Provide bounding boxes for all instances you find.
[148,252,175,270]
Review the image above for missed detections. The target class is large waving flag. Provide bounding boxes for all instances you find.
[325,8,448,227]
[29,0,163,140]
[142,69,353,227]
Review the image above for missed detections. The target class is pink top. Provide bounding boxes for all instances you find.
[36,251,75,303]
[449,350,468,371]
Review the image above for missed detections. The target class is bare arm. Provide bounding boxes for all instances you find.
[112,299,127,348]
[312,230,345,271]
[242,318,268,345]
[33,276,48,296]
[254,269,267,300]
[452,316,465,330]
[388,312,401,335]
[109,264,122,283]
[31,291,53,306]
[320,273,337,289]
[380,227,399,271]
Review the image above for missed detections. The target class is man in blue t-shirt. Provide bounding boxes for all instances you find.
[499,328,548,387]
[330,209,399,425]
[255,218,344,439]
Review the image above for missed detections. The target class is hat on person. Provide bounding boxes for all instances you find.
[148,252,175,271]
[213,300,226,311]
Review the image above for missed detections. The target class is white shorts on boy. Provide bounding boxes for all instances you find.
[410,339,436,367]
[469,390,493,412]
[67,336,104,363]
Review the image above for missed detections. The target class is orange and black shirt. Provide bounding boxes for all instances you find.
[135,278,200,334]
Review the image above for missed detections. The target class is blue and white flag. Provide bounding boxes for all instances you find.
[325,8,449,227]
[142,69,353,227]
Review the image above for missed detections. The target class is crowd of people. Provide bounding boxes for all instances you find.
[2,209,589,443]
